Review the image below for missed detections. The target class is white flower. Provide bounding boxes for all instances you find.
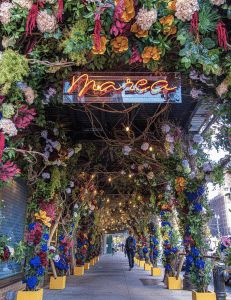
[53,128,59,136]
[166,134,174,143]
[161,124,170,133]
[123,145,132,155]
[0,119,17,136]
[41,130,48,139]
[143,163,149,169]
[193,134,204,144]
[66,188,72,194]
[69,181,74,188]
[210,0,225,5]
[42,172,51,179]
[188,146,197,156]
[152,153,156,160]
[131,164,136,170]
[121,170,126,175]
[141,142,149,151]
[169,143,174,154]
[49,246,56,251]
[53,254,60,262]
[74,204,79,209]
[51,141,61,151]
[175,0,199,21]
[90,205,95,211]
[147,171,154,180]
[136,8,157,30]
[74,212,78,217]
[8,246,14,256]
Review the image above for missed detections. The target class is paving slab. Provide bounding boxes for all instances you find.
[44,253,231,300]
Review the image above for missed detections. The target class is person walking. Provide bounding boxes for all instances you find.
[125,229,136,270]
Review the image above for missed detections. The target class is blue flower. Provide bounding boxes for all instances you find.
[26,276,38,290]
[28,223,36,231]
[41,244,48,252]
[195,258,205,269]
[151,237,159,245]
[59,234,65,241]
[161,221,171,227]
[0,112,2,120]
[165,264,171,271]
[29,256,41,268]
[153,249,159,257]
[186,255,194,264]
[171,247,178,253]
[59,245,65,251]
[193,203,203,212]
[143,247,149,254]
[42,233,49,241]
[191,247,200,257]
[164,249,171,256]
[36,267,45,276]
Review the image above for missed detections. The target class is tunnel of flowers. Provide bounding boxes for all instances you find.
[0,0,230,298]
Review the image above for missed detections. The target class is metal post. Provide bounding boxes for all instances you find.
[213,263,228,300]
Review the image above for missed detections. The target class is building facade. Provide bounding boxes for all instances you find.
[209,172,231,237]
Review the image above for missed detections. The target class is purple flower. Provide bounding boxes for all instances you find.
[193,203,203,212]
[195,258,205,269]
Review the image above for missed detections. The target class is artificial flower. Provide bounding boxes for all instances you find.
[36,10,58,33]
[122,145,132,155]
[136,8,157,30]
[111,36,128,53]
[0,2,15,25]
[0,119,17,136]
[141,142,149,151]
[167,0,176,10]
[13,105,36,129]
[210,0,225,5]
[141,47,161,63]
[130,23,148,38]
[92,35,107,55]
[29,256,41,268]
[2,103,15,118]
[161,124,171,133]
[175,177,186,193]
[160,15,174,27]
[175,0,199,21]
[115,0,135,23]
[26,276,38,290]
[34,210,51,227]
[0,161,20,182]
[129,47,142,64]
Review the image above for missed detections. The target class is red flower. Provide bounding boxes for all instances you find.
[38,251,48,266]
[0,247,10,262]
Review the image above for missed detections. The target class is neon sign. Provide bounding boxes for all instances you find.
[63,72,181,104]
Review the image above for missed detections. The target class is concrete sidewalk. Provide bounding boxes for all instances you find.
[44,253,196,300]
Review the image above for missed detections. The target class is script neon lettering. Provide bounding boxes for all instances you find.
[67,74,177,97]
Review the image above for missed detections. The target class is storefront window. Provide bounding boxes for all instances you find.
[0,179,27,280]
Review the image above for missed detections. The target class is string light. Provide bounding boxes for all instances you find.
[149,146,153,152]
[108,177,112,183]
[106,198,110,203]
[125,126,130,132]
[128,174,132,178]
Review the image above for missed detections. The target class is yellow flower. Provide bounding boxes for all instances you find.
[115,0,135,22]
[160,15,174,27]
[92,35,107,55]
[163,25,177,35]
[131,23,148,38]
[141,46,161,63]
[35,210,51,227]
[167,0,176,11]
[111,36,129,53]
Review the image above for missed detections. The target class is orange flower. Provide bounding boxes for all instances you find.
[34,210,51,227]
[141,46,161,63]
[111,36,128,53]
[160,15,174,27]
[131,23,148,38]
[163,25,177,35]
[92,35,107,55]
[115,0,135,22]
[175,177,187,193]
[167,0,176,11]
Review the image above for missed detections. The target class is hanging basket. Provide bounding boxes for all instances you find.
[16,289,43,300]
[192,291,216,300]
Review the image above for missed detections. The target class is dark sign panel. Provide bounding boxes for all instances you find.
[63,72,181,104]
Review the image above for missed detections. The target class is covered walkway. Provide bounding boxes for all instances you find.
[44,253,192,300]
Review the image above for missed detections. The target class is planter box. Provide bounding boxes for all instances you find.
[167,277,182,290]
[192,291,216,300]
[151,267,162,276]
[74,266,84,276]
[49,276,66,290]
[84,262,90,270]
[16,289,43,300]
[144,263,152,271]
[139,260,145,268]
[90,258,95,266]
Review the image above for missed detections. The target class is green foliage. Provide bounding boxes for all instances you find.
[190,260,213,292]
[198,2,219,35]
[0,49,29,94]
[61,20,92,66]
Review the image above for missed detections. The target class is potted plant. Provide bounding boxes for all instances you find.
[17,218,50,300]
[148,223,161,276]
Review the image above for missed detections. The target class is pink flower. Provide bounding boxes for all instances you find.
[13,105,36,129]
[221,236,231,248]
[40,201,56,221]
[129,47,142,64]
[0,161,20,182]
[0,96,5,104]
